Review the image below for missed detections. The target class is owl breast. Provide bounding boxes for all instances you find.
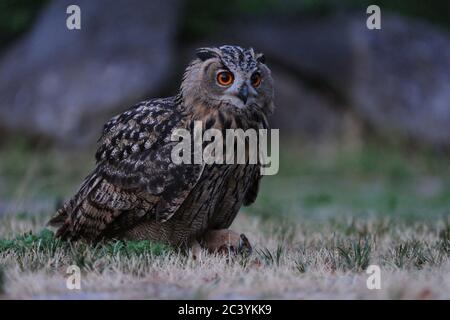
[120,162,259,246]
[180,163,259,232]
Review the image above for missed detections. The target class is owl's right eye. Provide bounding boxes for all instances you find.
[216,71,234,86]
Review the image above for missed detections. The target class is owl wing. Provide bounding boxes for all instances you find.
[243,110,271,206]
[49,97,203,241]
[243,172,261,206]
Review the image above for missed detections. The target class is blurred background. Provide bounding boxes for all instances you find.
[0,0,449,221]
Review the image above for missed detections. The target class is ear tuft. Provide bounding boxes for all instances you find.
[256,53,266,64]
[196,48,218,61]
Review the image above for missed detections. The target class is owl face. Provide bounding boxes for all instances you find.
[182,45,274,114]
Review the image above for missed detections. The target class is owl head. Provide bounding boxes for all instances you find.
[181,45,274,115]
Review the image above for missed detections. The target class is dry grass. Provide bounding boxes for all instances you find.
[0,140,449,299]
[0,212,448,299]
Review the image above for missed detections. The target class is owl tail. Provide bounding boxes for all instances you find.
[47,207,68,228]
[47,198,76,240]
[47,172,102,239]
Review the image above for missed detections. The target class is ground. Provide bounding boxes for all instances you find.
[0,139,449,299]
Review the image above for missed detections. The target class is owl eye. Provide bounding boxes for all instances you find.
[251,72,262,87]
[216,71,234,86]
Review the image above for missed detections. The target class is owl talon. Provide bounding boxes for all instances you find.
[238,234,252,256]
[190,240,202,260]
[202,229,252,256]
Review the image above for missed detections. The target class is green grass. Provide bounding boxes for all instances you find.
[337,237,372,272]
[0,140,449,298]
[0,228,172,272]
[386,239,448,270]
[0,213,448,299]
[256,244,285,267]
[247,142,450,221]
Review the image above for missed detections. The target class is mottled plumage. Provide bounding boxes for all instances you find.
[48,45,275,252]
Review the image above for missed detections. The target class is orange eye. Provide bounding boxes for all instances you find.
[216,71,234,86]
[251,72,261,87]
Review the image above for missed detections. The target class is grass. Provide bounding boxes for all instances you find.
[0,228,171,273]
[0,139,449,299]
[337,237,372,272]
[0,213,448,299]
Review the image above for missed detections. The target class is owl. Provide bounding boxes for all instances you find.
[48,45,275,255]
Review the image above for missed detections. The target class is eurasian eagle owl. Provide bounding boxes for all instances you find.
[48,45,275,254]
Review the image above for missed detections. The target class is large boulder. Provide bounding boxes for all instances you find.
[225,13,450,148]
[0,0,183,147]
[269,66,346,142]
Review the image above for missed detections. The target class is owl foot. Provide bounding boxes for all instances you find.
[201,229,252,256]
[189,240,202,260]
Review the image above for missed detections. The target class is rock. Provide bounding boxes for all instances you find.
[269,66,346,142]
[349,14,450,149]
[225,13,450,148]
[0,0,183,147]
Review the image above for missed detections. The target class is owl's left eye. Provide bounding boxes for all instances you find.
[251,72,262,87]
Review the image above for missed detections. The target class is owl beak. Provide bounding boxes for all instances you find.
[237,84,249,104]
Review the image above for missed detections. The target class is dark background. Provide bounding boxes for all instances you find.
[0,0,449,220]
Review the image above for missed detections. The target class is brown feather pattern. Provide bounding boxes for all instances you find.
[48,45,273,248]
